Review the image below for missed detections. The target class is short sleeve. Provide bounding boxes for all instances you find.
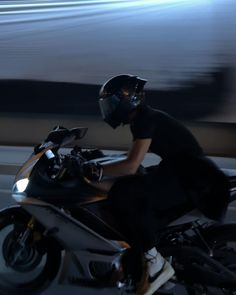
[130,108,155,140]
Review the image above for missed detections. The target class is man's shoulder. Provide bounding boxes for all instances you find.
[143,106,173,123]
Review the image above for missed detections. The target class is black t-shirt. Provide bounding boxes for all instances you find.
[130,104,203,160]
[130,104,229,221]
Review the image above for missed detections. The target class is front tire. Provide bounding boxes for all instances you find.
[0,206,61,294]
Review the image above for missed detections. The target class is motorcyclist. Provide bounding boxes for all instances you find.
[80,74,230,295]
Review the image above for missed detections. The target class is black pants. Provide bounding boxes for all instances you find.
[108,156,230,252]
[108,161,191,251]
[170,155,230,221]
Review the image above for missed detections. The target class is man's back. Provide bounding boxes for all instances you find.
[131,104,203,160]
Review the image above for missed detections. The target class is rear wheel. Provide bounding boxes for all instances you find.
[0,206,61,294]
[204,224,236,294]
[185,224,236,295]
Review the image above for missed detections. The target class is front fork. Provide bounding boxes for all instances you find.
[7,217,35,267]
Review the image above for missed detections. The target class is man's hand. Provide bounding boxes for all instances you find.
[82,162,103,182]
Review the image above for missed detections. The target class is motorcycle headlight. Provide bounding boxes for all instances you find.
[15,178,29,193]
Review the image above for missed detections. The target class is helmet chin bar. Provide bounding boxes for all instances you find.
[104,116,121,129]
[104,98,136,129]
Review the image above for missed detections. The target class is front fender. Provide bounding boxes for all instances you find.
[0,205,31,219]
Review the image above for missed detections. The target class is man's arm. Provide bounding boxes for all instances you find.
[102,138,152,177]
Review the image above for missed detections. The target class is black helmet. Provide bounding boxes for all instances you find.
[98,74,147,129]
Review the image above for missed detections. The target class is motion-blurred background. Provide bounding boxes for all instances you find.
[0,0,236,154]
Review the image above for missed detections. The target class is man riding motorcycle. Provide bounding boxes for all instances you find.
[78,74,230,295]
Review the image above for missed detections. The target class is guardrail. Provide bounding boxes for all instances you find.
[1,144,236,177]
[0,145,158,175]
[0,114,236,157]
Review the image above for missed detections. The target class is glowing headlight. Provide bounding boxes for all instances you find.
[15,178,29,193]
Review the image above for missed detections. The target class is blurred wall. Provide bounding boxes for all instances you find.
[0,0,236,153]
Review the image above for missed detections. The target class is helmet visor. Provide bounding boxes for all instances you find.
[99,95,120,120]
[99,95,122,129]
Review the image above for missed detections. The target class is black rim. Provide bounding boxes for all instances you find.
[2,230,43,272]
[0,207,61,294]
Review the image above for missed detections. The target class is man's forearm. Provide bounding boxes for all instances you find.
[103,159,137,177]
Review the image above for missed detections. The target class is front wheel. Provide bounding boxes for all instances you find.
[0,206,61,294]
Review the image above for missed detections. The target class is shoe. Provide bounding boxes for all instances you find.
[145,249,165,280]
[144,259,175,295]
[137,248,175,295]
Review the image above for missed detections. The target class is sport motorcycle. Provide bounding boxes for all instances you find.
[0,126,235,295]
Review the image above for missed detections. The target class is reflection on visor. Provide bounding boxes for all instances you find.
[99,95,120,119]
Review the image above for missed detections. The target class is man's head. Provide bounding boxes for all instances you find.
[99,74,147,128]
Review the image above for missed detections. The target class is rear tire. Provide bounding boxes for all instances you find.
[204,224,236,293]
[184,223,236,295]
